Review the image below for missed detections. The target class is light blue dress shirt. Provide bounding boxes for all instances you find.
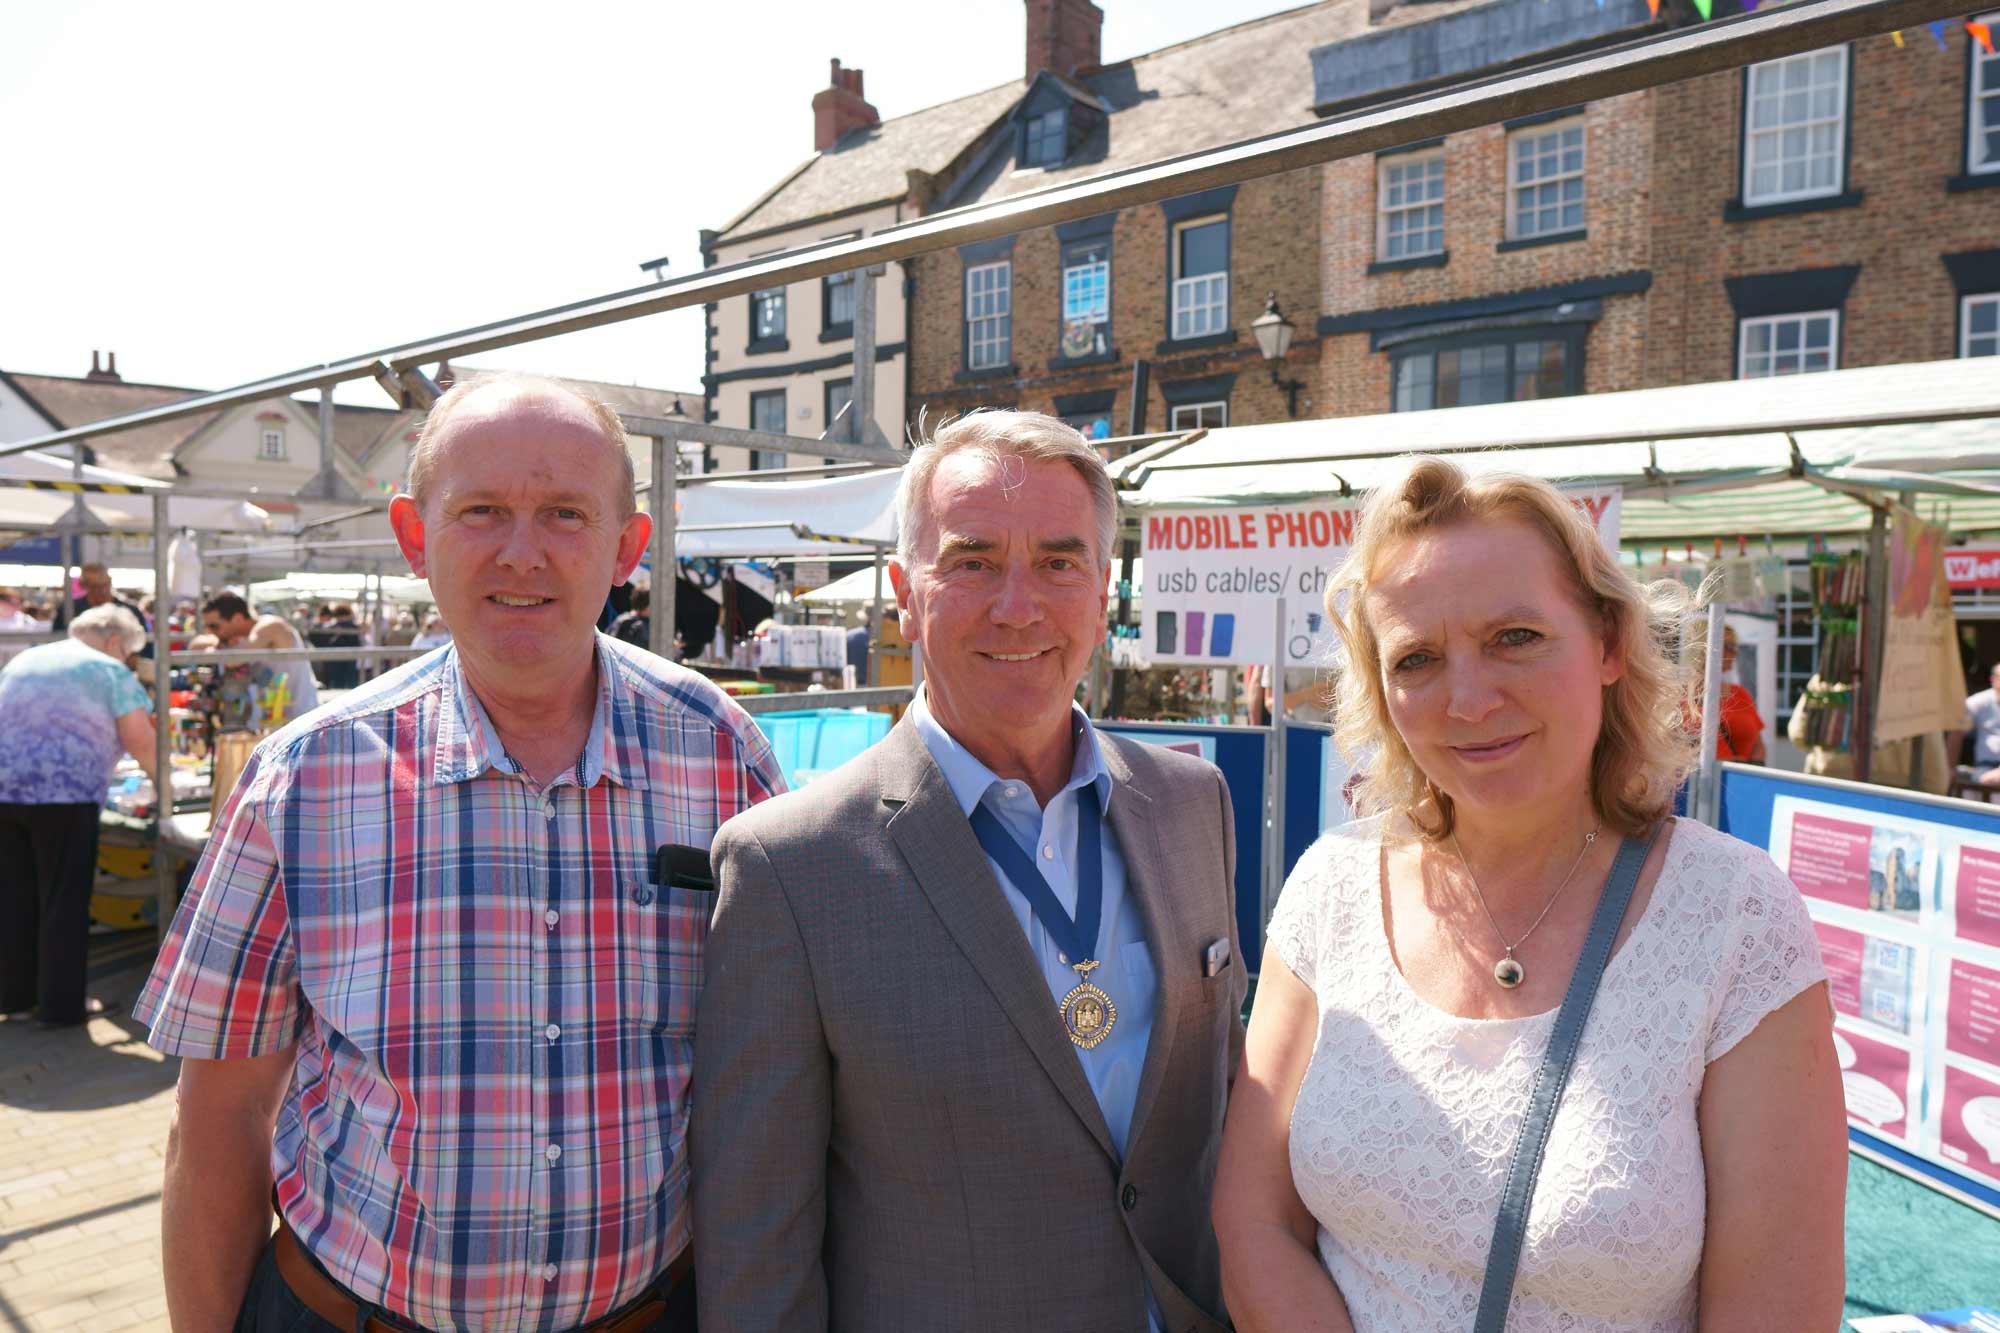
[910,688,1163,1328]
[909,688,1158,1158]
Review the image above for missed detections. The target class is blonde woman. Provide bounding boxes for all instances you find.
[1212,459,1845,1331]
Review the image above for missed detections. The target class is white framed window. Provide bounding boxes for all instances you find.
[1971,14,2000,176]
[1966,293,2000,357]
[1169,401,1227,431]
[1378,151,1445,261]
[965,260,1012,370]
[1743,47,1848,205]
[1739,310,1839,377]
[258,428,286,461]
[1170,216,1229,340]
[1062,249,1109,327]
[1507,122,1585,240]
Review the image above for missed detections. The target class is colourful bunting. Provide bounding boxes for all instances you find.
[1890,29,1904,46]
[1930,20,1950,48]
[1690,0,1712,16]
[1645,0,1659,16]
[1971,20,1995,54]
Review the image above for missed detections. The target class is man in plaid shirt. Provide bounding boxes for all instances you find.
[135,375,784,1333]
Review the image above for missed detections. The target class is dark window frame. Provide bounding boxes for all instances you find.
[1723,265,1858,378]
[1962,12,2000,182]
[1388,325,1587,412]
[1024,107,1067,167]
[821,270,857,340]
[748,286,788,354]
[749,388,787,470]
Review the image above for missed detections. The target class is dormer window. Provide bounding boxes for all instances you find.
[1024,108,1066,167]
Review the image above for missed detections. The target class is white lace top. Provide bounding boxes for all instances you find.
[1266,816,1825,1332]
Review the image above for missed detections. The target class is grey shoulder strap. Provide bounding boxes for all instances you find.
[1472,822,1660,1333]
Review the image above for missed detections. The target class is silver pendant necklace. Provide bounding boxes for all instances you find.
[1450,826,1599,989]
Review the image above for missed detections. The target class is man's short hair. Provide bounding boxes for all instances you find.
[0,587,19,607]
[406,373,637,519]
[894,409,1116,571]
[70,604,147,657]
[79,562,109,580]
[203,591,251,622]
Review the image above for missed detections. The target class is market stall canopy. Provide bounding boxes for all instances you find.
[800,564,897,606]
[248,572,434,605]
[1111,359,2000,541]
[675,469,899,557]
[0,449,270,533]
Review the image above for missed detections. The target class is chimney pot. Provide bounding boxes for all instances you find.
[1025,0,1103,82]
[812,58,879,153]
[107,351,118,378]
[90,350,100,376]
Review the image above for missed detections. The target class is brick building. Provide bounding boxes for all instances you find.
[905,0,1482,437]
[1309,0,2000,418]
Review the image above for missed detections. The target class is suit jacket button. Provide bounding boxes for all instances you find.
[1121,1183,1138,1212]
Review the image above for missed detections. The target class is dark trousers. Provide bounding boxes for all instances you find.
[0,802,101,1024]
[234,1238,698,1333]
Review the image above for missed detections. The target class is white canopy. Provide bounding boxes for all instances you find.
[1111,360,2000,542]
[249,572,434,605]
[0,449,271,534]
[800,564,897,606]
[675,469,898,557]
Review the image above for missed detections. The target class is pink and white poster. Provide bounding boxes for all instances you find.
[1815,922,1919,1035]
[1946,957,2000,1068]
[1937,1064,2000,1181]
[1775,802,1929,924]
[1835,1026,1914,1142]
[1953,844,2000,950]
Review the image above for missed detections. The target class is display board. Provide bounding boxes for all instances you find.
[1100,723,1269,973]
[1719,764,2000,1218]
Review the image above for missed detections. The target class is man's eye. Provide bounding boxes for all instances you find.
[551,508,584,522]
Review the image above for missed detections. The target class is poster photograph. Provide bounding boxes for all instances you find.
[1770,797,1934,926]
[1816,921,1922,1036]
[1835,1023,1918,1144]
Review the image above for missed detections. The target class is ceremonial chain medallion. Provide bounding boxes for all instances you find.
[1060,959,1117,1049]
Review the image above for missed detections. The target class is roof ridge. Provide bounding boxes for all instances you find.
[7,370,209,395]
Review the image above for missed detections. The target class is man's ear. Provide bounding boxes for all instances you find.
[388,495,428,579]
[888,559,919,643]
[613,512,653,585]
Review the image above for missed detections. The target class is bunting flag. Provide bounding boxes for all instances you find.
[1971,19,1996,54]
[1891,28,1905,45]
[1645,0,1658,17]
[1930,20,1950,48]
[1691,0,1713,17]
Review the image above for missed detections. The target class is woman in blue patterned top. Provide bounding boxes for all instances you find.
[0,603,158,1026]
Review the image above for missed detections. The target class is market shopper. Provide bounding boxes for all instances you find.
[135,373,784,1333]
[0,604,157,1027]
[1213,458,1845,1330]
[200,591,321,724]
[1966,664,2000,784]
[693,411,1244,1332]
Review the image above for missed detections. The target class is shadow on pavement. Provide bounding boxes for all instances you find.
[0,929,178,1112]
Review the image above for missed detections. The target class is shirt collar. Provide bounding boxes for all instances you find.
[908,684,1113,817]
[431,635,644,789]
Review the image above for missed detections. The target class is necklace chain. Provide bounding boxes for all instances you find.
[1450,826,1599,964]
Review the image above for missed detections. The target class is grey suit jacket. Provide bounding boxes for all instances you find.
[692,716,1247,1333]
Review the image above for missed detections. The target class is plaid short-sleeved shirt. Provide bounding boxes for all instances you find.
[135,636,784,1332]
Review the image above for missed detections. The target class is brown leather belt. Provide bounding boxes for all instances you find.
[272,1219,691,1333]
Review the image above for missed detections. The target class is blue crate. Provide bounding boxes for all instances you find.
[755,708,892,788]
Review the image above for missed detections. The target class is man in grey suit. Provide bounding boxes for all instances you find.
[693,410,1246,1332]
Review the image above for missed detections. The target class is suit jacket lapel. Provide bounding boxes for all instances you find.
[1099,733,1192,1161]
[880,722,1117,1159]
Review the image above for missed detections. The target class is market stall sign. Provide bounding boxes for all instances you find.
[1137,486,1621,666]
[1945,547,2000,592]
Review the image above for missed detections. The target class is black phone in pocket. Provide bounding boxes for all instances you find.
[654,844,716,893]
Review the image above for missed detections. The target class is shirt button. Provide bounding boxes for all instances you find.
[545,1023,561,1042]
[1058,952,1069,965]
[542,802,556,819]
[1041,844,1055,860]
[545,1143,562,1163]
[1003,785,1019,798]
[544,909,559,928]
[542,1264,558,1282]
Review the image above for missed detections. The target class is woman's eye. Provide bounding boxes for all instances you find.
[1498,627,1541,647]
[1394,651,1432,672]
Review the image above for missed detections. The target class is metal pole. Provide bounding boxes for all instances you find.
[151,491,175,942]
[649,434,675,659]
[868,548,884,687]
[1266,596,1288,939]
[1859,506,1891,784]
[1696,602,1724,826]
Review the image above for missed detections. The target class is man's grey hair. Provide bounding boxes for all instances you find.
[70,604,147,657]
[894,410,1117,570]
[406,373,637,518]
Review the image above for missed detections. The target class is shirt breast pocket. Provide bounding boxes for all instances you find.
[620,884,713,1035]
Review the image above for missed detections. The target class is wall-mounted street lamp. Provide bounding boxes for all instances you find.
[1250,292,1306,418]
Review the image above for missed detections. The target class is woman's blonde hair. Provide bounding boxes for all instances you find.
[1329,456,1696,840]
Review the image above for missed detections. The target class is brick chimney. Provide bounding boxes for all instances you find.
[85,350,123,382]
[1025,0,1103,81]
[813,60,879,152]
